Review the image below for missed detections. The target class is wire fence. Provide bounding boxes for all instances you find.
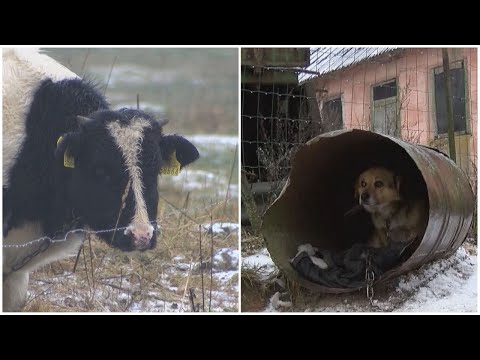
[241,47,477,235]
[2,196,238,250]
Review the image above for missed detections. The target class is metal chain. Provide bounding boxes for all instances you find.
[8,215,82,272]
[363,219,467,312]
[385,219,391,243]
[11,238,52,272]
[365,219,391,310]
[365,251,375,306]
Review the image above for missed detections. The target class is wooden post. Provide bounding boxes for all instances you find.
[241,172,262,235]
[442,48,456,162]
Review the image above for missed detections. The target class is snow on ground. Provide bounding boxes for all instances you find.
[190,135,238,147]
[171,170,237,197]
[243,245,477,312]
[203,222,239,235]
[153,246,238,312]
[395,247,476,312]
[26,244,239,313]
[243,248,278,281]
[89,65,180,88]
[213,248,239,292]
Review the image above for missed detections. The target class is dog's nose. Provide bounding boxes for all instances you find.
[361,193,369,201]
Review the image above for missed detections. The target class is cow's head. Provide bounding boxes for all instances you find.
[55,109,199,251]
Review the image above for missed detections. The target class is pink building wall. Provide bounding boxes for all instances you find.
[314,48,477,177]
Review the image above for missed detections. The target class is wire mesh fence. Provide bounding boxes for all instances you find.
[241,47,477,236]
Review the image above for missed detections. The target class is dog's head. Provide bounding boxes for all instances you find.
[355,167,401,213]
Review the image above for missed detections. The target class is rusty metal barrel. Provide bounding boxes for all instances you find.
[262,129,474,293]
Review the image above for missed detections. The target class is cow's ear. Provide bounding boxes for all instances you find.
[55,133,79,168]
[159,135,199,174]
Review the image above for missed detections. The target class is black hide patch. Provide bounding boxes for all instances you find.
[4,78,108,238]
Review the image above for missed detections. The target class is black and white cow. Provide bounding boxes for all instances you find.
[2,48,199,311]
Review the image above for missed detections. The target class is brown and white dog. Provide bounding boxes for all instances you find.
[355,167,427,249]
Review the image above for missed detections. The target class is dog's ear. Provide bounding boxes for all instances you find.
[394,175,401,193]
[354,177,360,200]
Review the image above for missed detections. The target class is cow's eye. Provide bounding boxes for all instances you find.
[374,180,384,188]
[361,180,367,187]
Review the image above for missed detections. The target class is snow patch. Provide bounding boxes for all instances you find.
[162,169,238,198]
[190,135,237,147]
[204,222,239,235]
[395,248,476,312]
[243,248,278,281]
[249,245,476,313]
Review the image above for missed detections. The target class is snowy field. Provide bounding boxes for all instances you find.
[26,221,239,313]
[242,243,477,313]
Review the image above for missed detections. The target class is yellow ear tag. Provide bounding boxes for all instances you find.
[160,150,181,176]
[57,136,75,168]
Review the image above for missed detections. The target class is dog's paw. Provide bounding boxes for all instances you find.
[310,255,328,269]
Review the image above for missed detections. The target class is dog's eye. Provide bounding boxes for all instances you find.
[361,180,367,187]
[374,180,384,188]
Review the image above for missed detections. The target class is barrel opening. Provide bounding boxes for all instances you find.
[264,130,430,290]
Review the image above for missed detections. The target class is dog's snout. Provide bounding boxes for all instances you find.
[361,192,369,201]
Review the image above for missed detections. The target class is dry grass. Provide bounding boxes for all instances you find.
[24,190,238,313]
[240,231,279,312]
[240,229,264,256]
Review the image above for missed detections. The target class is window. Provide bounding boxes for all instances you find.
[322,97,343,132]
[434,61,467,135]
[372,80,398,136]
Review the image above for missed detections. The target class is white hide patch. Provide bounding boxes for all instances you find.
[2,222,44,273]
[107,118,152,233]
[3,221,85,312]
[2,48,78,187]
[2,221,85,274]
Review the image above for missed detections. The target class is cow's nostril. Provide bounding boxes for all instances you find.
[125,223,154,249]
[133,236,151,250]
[361,193,369,201]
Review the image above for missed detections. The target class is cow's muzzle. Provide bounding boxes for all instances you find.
[124,222,156,250]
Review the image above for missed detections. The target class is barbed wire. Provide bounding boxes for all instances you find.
[3,195,238,250]
[2,195,240,249]
[245,62,480,77]
[241,88,471,103]
[3,225,141,249]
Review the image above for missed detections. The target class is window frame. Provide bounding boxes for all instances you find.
[370,78,400,137]
[322,95,344,130]
[432,59,470,139]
